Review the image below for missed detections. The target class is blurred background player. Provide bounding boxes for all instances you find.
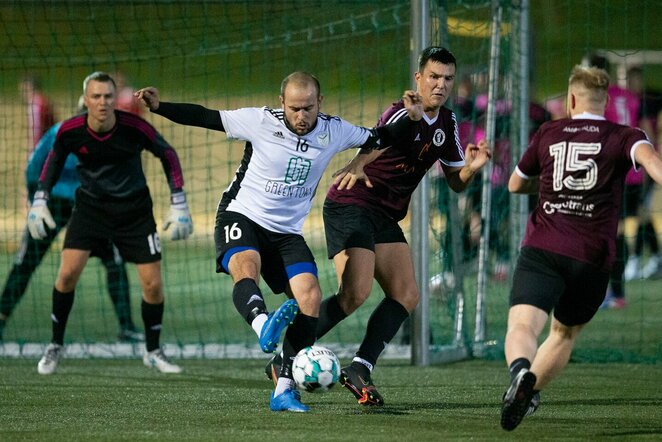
[583,53,642,309]
[0,97,143,343]
[501,65,660,431]
[29,72,192,375]
[20,74,56,155]
[622,66,662,280]
[111,71,144,116]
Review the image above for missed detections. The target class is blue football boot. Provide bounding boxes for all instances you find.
[259,299,298,353]
[270,388,309,412]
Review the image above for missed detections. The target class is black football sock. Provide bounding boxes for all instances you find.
[141,300,164,352]
[232,278,267,325]
[356,297,409,368]
[609,234,626,299]
[52,288,75,345]
[316,294,347,339]
[280,313,318,378]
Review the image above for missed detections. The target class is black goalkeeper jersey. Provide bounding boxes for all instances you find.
[38,110,184,202]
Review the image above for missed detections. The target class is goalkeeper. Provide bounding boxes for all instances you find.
[29,72,193,376]
[0,98,143,343]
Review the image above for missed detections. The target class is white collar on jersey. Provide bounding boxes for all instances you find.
[423,112,439,125]
[571,112,606,120]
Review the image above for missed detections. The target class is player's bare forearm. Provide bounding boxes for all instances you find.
[446,139,492,192]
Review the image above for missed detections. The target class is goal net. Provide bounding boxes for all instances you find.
[1,0,660,364]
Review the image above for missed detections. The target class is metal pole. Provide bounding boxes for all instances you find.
[410,0,430,367]
[517,0,530,244]
[509,0,530,261]
[474,0,501,355]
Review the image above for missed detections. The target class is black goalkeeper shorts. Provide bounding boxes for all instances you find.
[64,190,160,264]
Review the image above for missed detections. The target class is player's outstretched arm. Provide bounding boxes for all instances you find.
[136,87,224,131]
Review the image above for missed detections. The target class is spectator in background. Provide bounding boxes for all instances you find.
[0,97,143,343]
[442,79,551,282]
[583,53,641,309]
[112,71,144,116]
[624,66,662,279]
[20,75,56,154]
[544,94,568,121]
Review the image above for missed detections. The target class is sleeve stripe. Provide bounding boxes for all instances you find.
[514,166,531,179]
[164,147,184,188]
[39,149,56,183]
[384,108,408,125]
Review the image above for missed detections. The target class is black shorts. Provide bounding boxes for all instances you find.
[214,210,317,294]
[323,200,406,259]
[510,247,609,326]
[64,190,160,264]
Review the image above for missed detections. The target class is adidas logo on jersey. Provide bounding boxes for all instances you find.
[273,131,285,139]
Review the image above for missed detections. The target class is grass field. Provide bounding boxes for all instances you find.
[2,359,661,441]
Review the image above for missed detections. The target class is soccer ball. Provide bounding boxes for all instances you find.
[292,345,341,393]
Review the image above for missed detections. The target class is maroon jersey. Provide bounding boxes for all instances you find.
[516,113,652,271]
[326,100,465,221]
[39,110,184,202]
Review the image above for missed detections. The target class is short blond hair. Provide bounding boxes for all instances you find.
[568,65,610,105]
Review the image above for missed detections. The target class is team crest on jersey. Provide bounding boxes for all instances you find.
[285,157,311,185]
[433,129,445,147]
[317,132,329,146]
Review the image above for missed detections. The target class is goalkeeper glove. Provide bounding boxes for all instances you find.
[27,192,56,240]
[164,191,193,240]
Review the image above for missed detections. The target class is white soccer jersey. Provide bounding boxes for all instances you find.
[219,107,372,234]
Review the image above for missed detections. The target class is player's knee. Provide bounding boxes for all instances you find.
[55,271,80,292]
[550,321,581,341]
[141,278,163,302]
